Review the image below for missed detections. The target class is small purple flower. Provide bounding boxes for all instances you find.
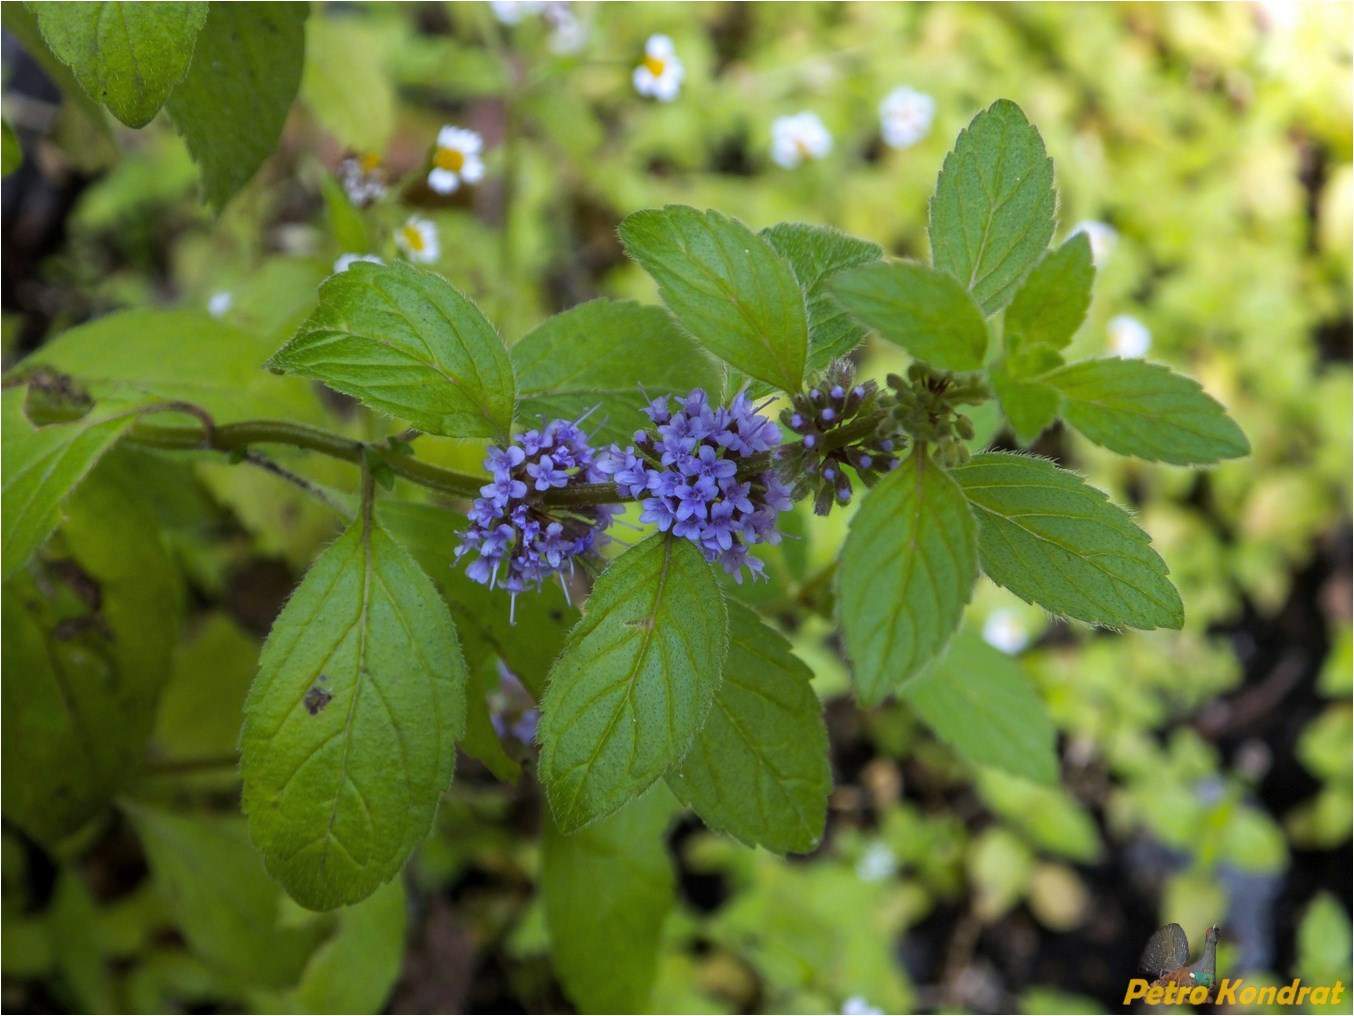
[456,413,615,613]
[607,387,791,581]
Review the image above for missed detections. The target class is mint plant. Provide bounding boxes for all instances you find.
[4,31,1252,1002]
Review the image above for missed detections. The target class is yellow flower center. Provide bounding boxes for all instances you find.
[434,147,466,173]
[643,55,666,78]
[401,225,426,252]
[359,151,382,173]
[795,137,813,159]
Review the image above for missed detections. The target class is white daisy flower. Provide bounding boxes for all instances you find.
[337,152,386,208]
[842,996,884,1016]
[771,112,833,169]
[395,216,440,264]
[1107,314,1152,358]
[334,253,383,274]
[207,291,233,318]
[879,86,935,150]
[854,842,897,884]
[1071,219,1118,265]
[428,126,485,195]
[490,0,545,25]
[633,34,684,102]
[982,608,1030,655]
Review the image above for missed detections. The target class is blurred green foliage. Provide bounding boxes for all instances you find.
[1,2,1349,1012]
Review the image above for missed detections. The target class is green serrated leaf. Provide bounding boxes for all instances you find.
[376,499,578,697]
[240,504,468,910]
[300,16,394,153]
[512,299,721,447]
[838,449,979,705]
[666,601,830,854]
[539,535,728,833]
[1,387,141,580]
[165,2,307,210]
[18,308,326,426]
[543,789,675,1014]
[929,99,1056,315]
[124,803,324,986]
[33,2,207,128]
[904,631,1058,785]
[3,468,181,845]
[618,206,808,392]
[990,367,1062,445]
[1044,357,1250,465]
[2,118,22,176]
[829,261,989,372]
[285,879,407,1013]
[270,261,515,440]
[952,452,1184,629]
[1004,233,1095,357]
[761,222,884,373]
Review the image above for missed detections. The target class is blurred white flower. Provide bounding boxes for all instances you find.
[337,152,386,207]
[982,608,1030,655]
[771,111,833,169]
[1071,219,1117,265]
[545,3,586,53]
[207,291,233,318]
[879,86,935,149]
[855,841,897,883]
[428,126,485,195]
[334,253,383,273]
[1107,314,1152,358]
[633,34,683,101]
[842,996,884,1016]
[490,0,546,25]
[395,216,440,264]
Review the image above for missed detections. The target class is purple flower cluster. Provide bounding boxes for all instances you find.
[600,389,792,582]
[454,417,616,604]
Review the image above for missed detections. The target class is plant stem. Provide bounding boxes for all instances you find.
[119,403,886,512]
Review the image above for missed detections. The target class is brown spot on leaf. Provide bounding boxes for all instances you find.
[303,685,334,716]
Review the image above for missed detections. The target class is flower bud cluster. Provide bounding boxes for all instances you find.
[777,360,903,515]
[455,418,617,601]
[600,389,792,582]
[885,363,988,467]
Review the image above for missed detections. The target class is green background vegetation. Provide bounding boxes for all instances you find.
[2,2,1350,1012]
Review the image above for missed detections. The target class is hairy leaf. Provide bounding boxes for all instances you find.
[666,601,830,854]
[165,2,307,209]
[1003,233,1095,357]
[512,299,720,447]
[762,222,884,372]
[543,790,675,1013]
[619,206,808,392]
[929,99,1056,315]
[539,535,728,832]
[1044,357,1250,465]
[1,388,140,580]
[240,505,468,910]
[829,261,990,371]
[990,368,1062,445]
[270,260,516,440]
[953,452,1184,629]
[33,2,207,128]
[904,631,1058,785]
[3,470,182,845]
[839,449,979,704]
[124,803,324,986]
